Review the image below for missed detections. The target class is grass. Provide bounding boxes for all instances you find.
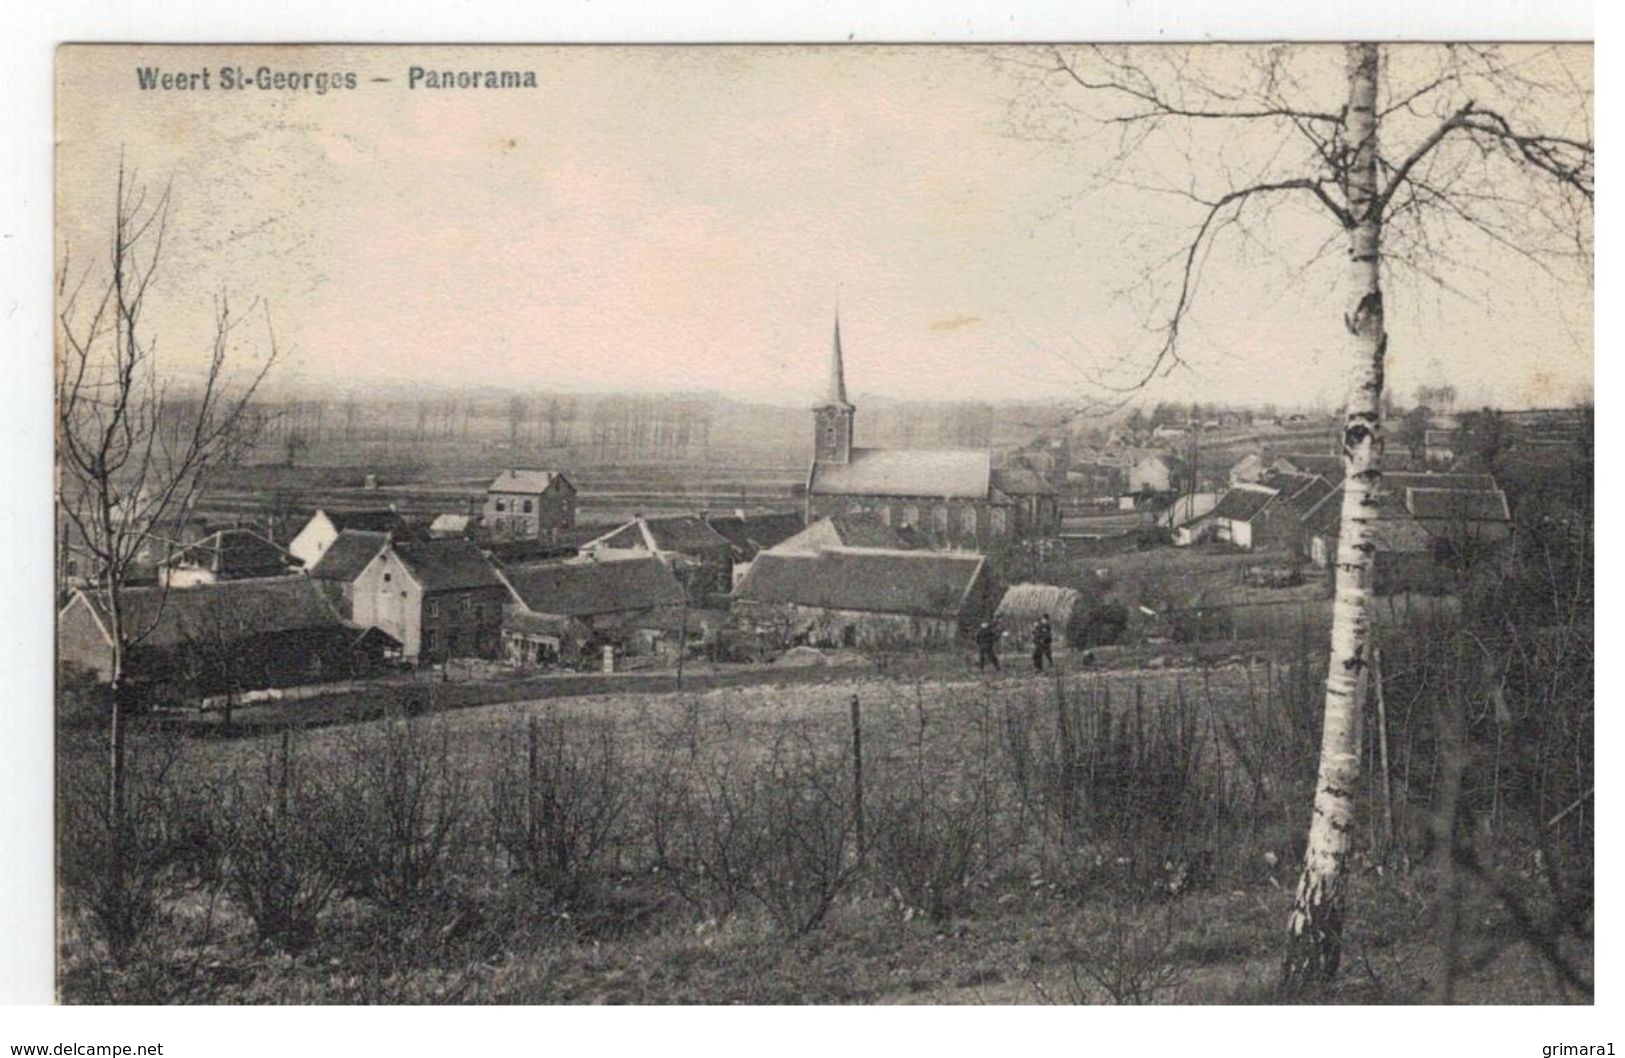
[58,656,1591,1004]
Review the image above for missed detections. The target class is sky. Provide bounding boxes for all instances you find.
[55,44,1593,410]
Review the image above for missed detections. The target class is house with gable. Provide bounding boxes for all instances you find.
[350,538,510,662]
[580,513,736,598]
[288,508,407,569]
[483,469,576,541]
[159,528,301,587]
[499,552,690,668]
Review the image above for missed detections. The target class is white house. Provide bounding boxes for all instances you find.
[288,508,404,568]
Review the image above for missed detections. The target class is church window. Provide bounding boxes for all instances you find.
[933,505,949,534]
[991,508,1008,535]
[879,506,892,526]
[901,505,919,527]
[962,506,978,536]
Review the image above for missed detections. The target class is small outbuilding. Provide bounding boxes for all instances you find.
[995,583,1086,644]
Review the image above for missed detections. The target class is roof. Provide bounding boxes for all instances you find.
[324,509,406,534]
[991,465,1056,496]
[307,530,391,582]
[429,513,474,534]
[1259,472,1335,517]
[1405,487,1511,522]
[775,513,914,553]
[1283,475,1337,517]
[1209,484,1279,524]
[164,529,294,575]
[735,547,987,618]
[1272,452,1344,479]
[389,539,506,592]
[703,511,807,560]
[591,514,733,554]
[1301,473,1510,540]
[809,447,991,499]
[1383,471,1499,494]
[488,469,569,495]
[1301,485,1344,537]
[503,554,687,616]
[72,577,346,649]
[996,583,1083,624]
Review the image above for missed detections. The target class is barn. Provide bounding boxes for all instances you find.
[732,547,998,650]
[500,552,689,668]
[58,577,397,703]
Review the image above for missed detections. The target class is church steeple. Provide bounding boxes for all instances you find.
[827,314,851,407]
[812,312,855,465]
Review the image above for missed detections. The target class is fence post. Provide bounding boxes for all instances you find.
[277,727,292,820]
[849,694,865,865]
[527,715,540,850]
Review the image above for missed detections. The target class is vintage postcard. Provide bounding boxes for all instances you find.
[52,42,1592,1008]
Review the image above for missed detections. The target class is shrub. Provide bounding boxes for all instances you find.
[217,730,351,952]
[488,713,629,906]
[57,731,196,963]
[1074,603,1129,648]
[335,717,470,916]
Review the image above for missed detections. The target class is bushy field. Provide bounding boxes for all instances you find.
[56,603,1592,1003]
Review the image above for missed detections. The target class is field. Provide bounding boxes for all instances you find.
[56,637,1593,1004]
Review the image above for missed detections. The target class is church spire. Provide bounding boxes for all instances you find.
[826,312,851,407]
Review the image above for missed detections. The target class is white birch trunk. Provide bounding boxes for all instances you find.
[1282,41,1386,989]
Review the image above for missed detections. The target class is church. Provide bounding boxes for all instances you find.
[804,318,1057,549]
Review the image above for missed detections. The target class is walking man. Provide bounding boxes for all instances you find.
[1031,614,1054,673]
[975,620,1001,672]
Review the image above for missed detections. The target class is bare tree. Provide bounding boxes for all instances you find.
[56,157,277,944]
[1020,43,1591,988]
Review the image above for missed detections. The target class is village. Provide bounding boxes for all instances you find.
[38,36,1594,1012]
[55,318,1579,727]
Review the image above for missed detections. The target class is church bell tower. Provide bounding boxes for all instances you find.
[812,314,855,465]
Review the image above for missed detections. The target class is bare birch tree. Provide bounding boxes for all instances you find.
[57,158,277,953]
[1015,42,1591,988]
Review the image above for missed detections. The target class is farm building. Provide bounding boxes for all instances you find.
[804,317,1039,548]
[57,577,398,703]
[304,529,391,606]
[429,512,477,539]
[990,464,1062,537]
[158,528,300,587]
[1126,452,1173,495]
[581,513,736,598]
[499,552,690,668]
[1299,472,1513,590]
[1269,452,1344,480]
[349,538,510,662]
[773,512,917,554]
[1252,473,1336,549]
[995,583,1085,644]
[703,510,807,587]
[287,508,407,569]
[732,546,999,650]
[1197,483,1279,549]
[483,469,576,541]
